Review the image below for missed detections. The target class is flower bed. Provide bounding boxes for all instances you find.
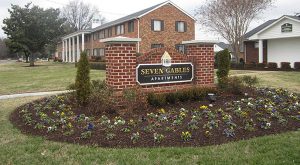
[10,88,300,148]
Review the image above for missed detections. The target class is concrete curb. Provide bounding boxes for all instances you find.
[0,90,73,100]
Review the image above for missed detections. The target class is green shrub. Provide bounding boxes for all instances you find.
[122,87,148,112]
[226,76,244,95]
[281,62,291,70]
[216,49,231,89]
[90,62,106,70]
[294,62,300,70]
[268,62,278,69]
[88,86,116,115]
[67,83,76,90]
[147,93,166,107]
[242,76,259,87]
[147,87,218,106]
[91,80,107,92]
[257,63,266,68]
[165,92,178,104]
[75,51,91,105]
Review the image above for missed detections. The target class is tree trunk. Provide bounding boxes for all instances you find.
[24,52,29,63]
[29,53,35,67]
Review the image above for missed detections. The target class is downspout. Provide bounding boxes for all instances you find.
[136,18,140,53]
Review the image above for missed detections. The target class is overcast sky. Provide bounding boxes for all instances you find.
[0,0,299,41]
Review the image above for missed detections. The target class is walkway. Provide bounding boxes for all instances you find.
[0,90,72,100]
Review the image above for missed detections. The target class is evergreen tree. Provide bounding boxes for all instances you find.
[216,49,231,88]
[75,51,91,105]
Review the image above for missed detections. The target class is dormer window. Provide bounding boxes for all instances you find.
[161,51,172,67]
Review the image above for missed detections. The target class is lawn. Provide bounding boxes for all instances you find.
[0,97,299,164]
[230,70,300,93]
[0,61,105,95]
[0,62,299,95]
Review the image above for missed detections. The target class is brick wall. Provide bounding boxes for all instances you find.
[57,3,195,57]
[105,41,215,94]
[245,41,268,64]
[105,42,137,91]
[186,44,215,85]
[139,3,195,53]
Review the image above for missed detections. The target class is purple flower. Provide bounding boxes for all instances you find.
[272,109,276,113]
[87,123,94,131]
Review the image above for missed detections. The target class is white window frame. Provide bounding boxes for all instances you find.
[177,21,185,32]
[116,24,124,35]
[154,20,162,31]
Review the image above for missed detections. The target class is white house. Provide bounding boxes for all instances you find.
[244,15,300,68]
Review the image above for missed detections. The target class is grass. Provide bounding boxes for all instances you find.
[0,61,105,95]
[0,97,300,164]
[230,70,300,93]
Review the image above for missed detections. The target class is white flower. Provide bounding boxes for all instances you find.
[47,127,52,131]
[85,117,89,121]
[209,104,213,107]
[266,122,271,127]
[244,93,248,96]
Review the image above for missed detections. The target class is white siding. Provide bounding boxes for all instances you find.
[250,17,300,40]
[268,37,300,68]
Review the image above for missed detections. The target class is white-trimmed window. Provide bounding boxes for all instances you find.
[152,20,164,31]
[99,30,105,39]
[176,21,187,32]
[115,24,124,35]
[93,48,105,56]
[175,44,186,53]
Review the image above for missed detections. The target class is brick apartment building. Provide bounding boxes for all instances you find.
[56,1,195,62]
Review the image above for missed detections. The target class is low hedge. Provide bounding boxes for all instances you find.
[147,87,218,107]
[75,62,106,70]
[90,62,106,70]
[295,62,300,70]
[281,62,291,70]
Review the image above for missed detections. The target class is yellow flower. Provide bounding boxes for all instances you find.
[158,108,166,114]
[200,105,208,110]
[67,122,73,128]
[61,112,65,117]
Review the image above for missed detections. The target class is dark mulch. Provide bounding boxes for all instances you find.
[10,89,300,148]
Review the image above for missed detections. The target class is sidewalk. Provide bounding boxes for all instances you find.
[0,90,72,100]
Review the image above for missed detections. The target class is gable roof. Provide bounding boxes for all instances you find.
[92,1,195,32]
[244,15,300,39]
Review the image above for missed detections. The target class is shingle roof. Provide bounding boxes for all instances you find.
[244,19,277,39]
[92,1,168,32]
[216,42,232,51]
[244,15,300,39]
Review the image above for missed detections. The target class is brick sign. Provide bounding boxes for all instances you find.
[136,63,194,85]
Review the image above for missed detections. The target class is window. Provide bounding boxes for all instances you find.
[105,28,112,37]
[99,30,105,39]
[176,21,187,32]
[93,33,98,40]
[93,48,105,56]
[151,44,164,49]
[128,21,134,33]
[115,24,124,35]
[176,44,186,54]
[85,49,90,56]
[99,48,105,56]
[254,42,259,48]
[151,20,164,31]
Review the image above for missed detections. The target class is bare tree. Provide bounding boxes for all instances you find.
[61,0,105,31]
[196,0,274,62]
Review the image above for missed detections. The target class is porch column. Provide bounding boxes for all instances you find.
[62,40,65,62]
[77,35,80,62]
[258,39,263,63]
[81,33,85,51]
[65,39,67,62]
[68,38,71,62]
[72,37,75,63]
